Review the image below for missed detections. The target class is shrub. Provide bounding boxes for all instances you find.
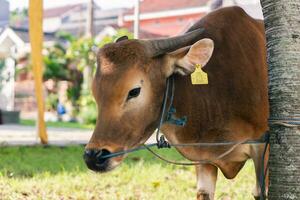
[78,91,97,125]
[45,93,59,112]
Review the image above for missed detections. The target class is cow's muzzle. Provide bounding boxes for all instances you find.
[83,149,111,172]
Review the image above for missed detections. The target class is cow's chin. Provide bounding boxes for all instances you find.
[92,157,123,173]
[106,159,123,172]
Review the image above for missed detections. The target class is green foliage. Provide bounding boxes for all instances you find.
[77,91,98,125]
[43,44,69,81]
[66,37,96,72]
[45,93,59,111]
[43,36,83,117]
[56,31,76,43]
[66,80,82,108]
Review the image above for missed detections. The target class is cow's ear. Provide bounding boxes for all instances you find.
[165,38,214,76]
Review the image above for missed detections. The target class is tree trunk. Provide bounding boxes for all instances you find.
[260,0,300,199]
[29,0,48,144]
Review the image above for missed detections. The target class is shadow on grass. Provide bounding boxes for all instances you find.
[0,145,187,178]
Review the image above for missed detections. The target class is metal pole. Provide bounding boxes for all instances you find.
[83,0,94,90]
[29,0,48,144]
[134,0,140,39]
[86,0,94,37]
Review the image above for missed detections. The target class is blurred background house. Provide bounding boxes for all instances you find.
[0,0,263,125]
[0,0,9,28]
[122,0,210,37]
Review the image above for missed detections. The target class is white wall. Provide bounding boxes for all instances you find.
[0,57,15,111]
[43,17,62,32]
[223,0,263,19]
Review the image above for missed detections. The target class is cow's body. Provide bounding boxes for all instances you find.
[161,7,269,199]
[84,6,269,200]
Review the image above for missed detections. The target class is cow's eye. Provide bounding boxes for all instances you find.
[127,87,141,100]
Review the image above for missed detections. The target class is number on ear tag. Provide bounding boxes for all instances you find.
[191,64,208,85]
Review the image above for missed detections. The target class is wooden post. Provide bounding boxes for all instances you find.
[260,0,300,199]
[29,0,48,144]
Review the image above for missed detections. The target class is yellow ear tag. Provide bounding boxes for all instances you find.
[191,64,208,85]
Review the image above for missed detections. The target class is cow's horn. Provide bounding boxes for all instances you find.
[143,28,205,57]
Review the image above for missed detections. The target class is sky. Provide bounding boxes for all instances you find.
[8,0,135,11]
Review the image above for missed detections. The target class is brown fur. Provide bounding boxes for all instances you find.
[160,6,268,178]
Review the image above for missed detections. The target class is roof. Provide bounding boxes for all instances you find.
[127,0,209,14]
[10,27,56,43]
[140,23,193,37]
[126,28,166,39]
[138,29,166,39]
[44,4,84,18]
[59,24,107,37]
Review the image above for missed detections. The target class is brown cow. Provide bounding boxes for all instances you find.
[84,6,269,200]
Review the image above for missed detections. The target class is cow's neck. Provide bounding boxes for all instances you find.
[161,74,224,144]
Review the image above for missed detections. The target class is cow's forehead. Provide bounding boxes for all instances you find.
[98,56,115,75]
[97,41,149,76]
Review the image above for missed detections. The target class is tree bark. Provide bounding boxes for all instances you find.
[260,0,300,199]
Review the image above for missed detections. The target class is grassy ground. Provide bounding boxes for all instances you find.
[0,146,256,200]
[20,119,93,129]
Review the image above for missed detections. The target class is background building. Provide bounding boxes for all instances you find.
[122,0,210,37]
[0,0,9,28]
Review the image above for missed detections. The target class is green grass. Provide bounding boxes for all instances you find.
[20,119,93,129]
[0,146,256,199]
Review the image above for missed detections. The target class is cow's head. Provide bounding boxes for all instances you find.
[84,29,214,172]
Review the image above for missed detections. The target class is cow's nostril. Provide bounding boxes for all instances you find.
[83,149,111,172]
[97,149,110,163]
[84,149,100,160]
